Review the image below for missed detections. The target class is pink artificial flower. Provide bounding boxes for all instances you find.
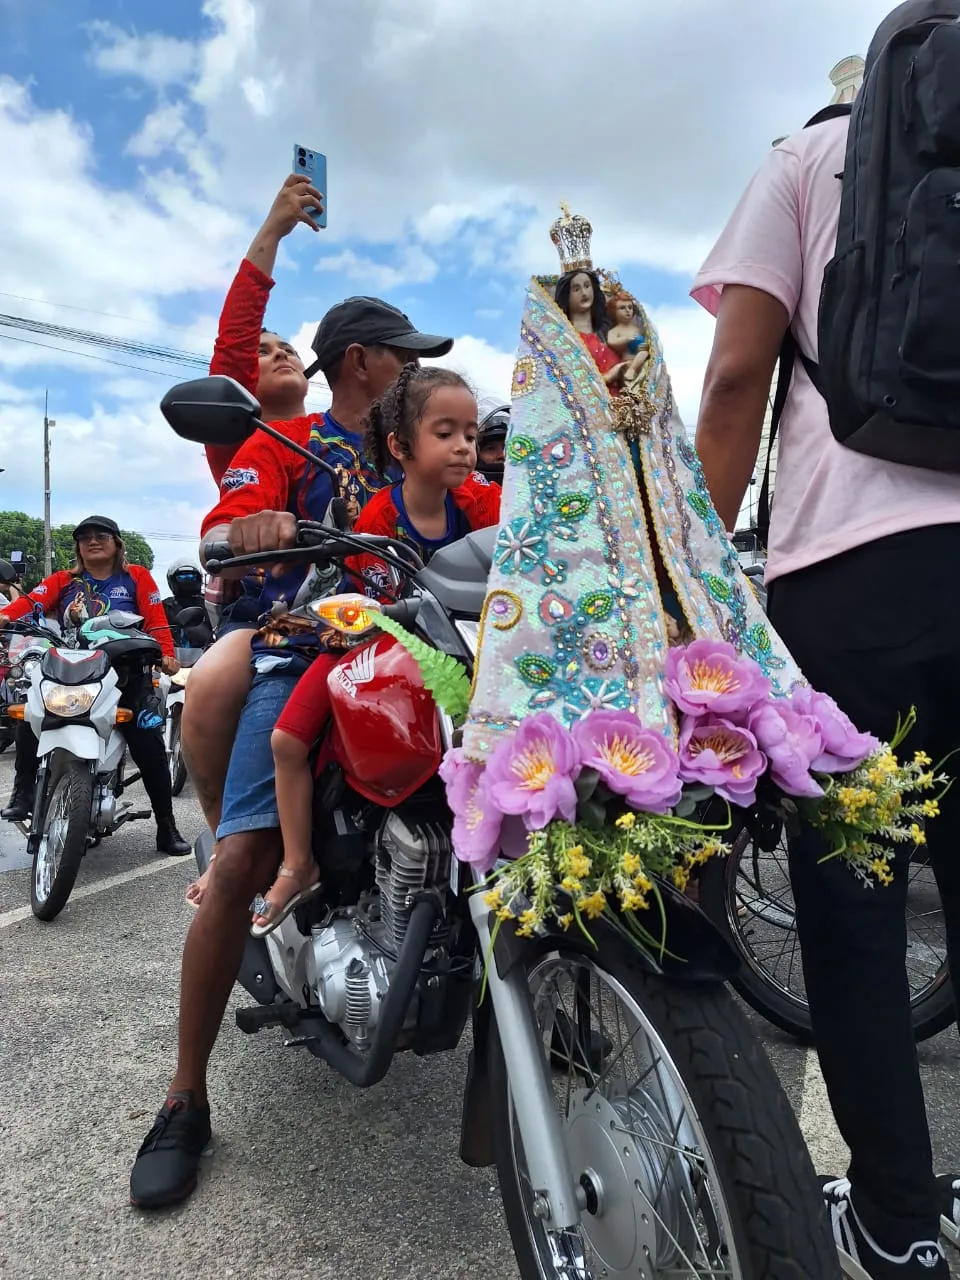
[789,686,880,775]
[748,699,824,799]
[678,715,767,808]
[572,710,682,815]
[664,638,771,720]
[439,749,503,871]
[484,714,580,831]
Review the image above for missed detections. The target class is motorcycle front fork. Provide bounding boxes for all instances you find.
[468,891,581,1232]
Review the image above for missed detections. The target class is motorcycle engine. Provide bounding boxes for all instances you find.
[306,811,451,1048]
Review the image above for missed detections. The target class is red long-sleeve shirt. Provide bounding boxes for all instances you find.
[1,566,174,658]
[206,257,275,486]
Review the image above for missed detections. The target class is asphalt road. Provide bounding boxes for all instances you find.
[0,750,957,1280]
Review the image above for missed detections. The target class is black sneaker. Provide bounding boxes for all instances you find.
[129,1091,212,1209]
[936,1174,960,1248]
[823,1178,947,1278]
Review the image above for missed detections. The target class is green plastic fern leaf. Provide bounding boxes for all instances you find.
[374,612,472,721]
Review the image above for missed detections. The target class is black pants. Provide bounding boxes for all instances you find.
[12,667,174,825]
[768,525,960,1244]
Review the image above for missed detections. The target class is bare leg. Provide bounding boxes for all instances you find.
[181,628,254,833]
[251,729,321,929]
[181,630,254,905]
[170,830,280,1101]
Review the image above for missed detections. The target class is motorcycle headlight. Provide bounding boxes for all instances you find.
[308,594,381,636]
[41,682,100,717]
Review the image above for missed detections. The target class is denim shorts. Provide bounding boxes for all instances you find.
[216,653,308,839]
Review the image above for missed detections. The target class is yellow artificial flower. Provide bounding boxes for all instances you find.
[615,812,636,830]
[557,913,574,930]
[914,750,932,767]
[577,890,607,920]
[620,887,648,912]
[869,857,894,887]
[565,850,592,879]
[560,876,582,894]
[671,865,690,892]
[918,771,935,789]
[621,852,641,876]
[496,905,516,922]
[921,799,940,819]
[483,885,504,909]
[633,872,654,893]
[909,823,926,846]
[518,908,539,930]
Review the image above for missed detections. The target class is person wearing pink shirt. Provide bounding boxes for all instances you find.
[692,3,960,1275]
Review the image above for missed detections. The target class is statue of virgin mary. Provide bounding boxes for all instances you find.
[461,206,803,762]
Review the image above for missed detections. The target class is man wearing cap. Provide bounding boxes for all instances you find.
[129,297,452,1209]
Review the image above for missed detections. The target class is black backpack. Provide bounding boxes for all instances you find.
[819,15,960,470]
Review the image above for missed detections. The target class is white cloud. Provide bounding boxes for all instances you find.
[87,20,198,88]
[93,0,894,280]
[316,245,439,291]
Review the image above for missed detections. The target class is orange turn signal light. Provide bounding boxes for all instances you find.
[115,708,134,724]
[7,704,25,720]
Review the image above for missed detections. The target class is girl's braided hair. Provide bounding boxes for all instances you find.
[364,363,472,477]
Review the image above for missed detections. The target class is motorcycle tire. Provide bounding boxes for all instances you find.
[31,752,93,921]
[168,706,187,797]
[489,942,840,1279]
[699,830,955,1045]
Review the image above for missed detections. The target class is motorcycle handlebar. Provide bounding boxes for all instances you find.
[203,526,424,578]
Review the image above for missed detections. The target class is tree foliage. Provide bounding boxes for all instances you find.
[0,511,154,589]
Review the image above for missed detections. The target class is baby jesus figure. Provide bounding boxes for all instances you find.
[605,290,650,388]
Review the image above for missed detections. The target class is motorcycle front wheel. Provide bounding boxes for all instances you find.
[490,943,839,1279]
[31,752,93,921]
[167,705,187,796]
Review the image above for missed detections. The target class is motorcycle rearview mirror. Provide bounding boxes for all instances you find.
[175,606,207,627]
[0,559,17,585]
[160,376,260,446]
[160,375,344,497]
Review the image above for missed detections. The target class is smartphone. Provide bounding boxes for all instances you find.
[292,143,327,229]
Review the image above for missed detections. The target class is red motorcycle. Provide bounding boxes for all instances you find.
[161,376,839,1280]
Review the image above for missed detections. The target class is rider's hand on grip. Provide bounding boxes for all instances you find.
[227,511,298,578]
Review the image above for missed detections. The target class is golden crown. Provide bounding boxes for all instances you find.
[550,202,593,273]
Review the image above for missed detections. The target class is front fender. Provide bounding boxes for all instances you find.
[492,879,740,985]
[36,724,104,763]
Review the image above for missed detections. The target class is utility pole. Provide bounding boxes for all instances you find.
[43,391,56,576]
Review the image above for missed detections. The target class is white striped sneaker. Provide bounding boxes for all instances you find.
[822,1178,948,1278]
[936,1175,960,1248]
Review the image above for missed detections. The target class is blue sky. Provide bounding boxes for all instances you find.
[0,0,896,581]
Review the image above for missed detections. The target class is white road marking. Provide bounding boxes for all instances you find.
[0,854,191,930]
[798,1046,849,1175]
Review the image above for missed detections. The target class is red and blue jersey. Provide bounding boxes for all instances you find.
[344,474,501,599]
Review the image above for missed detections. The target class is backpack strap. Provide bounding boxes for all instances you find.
[755,102,852,547]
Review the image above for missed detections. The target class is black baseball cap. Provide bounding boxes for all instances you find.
[304,296,453,379]
[73,515,121,539]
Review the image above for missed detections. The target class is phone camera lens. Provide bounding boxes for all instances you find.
[298,149,306,161]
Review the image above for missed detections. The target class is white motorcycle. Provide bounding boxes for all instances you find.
[17,610,162,919]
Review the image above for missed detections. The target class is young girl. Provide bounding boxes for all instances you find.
[250,365,501,935]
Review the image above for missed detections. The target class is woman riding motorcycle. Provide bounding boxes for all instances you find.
[0,516,190,855]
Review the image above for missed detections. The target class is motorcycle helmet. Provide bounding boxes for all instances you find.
[476,405,509,484]
[167,557,204,597]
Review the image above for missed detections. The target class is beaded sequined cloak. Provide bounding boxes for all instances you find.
[461,277,803,763]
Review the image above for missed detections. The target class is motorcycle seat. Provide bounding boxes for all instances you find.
[92,635,163,662]
[415,526,495,618]
[40,647,111,685]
